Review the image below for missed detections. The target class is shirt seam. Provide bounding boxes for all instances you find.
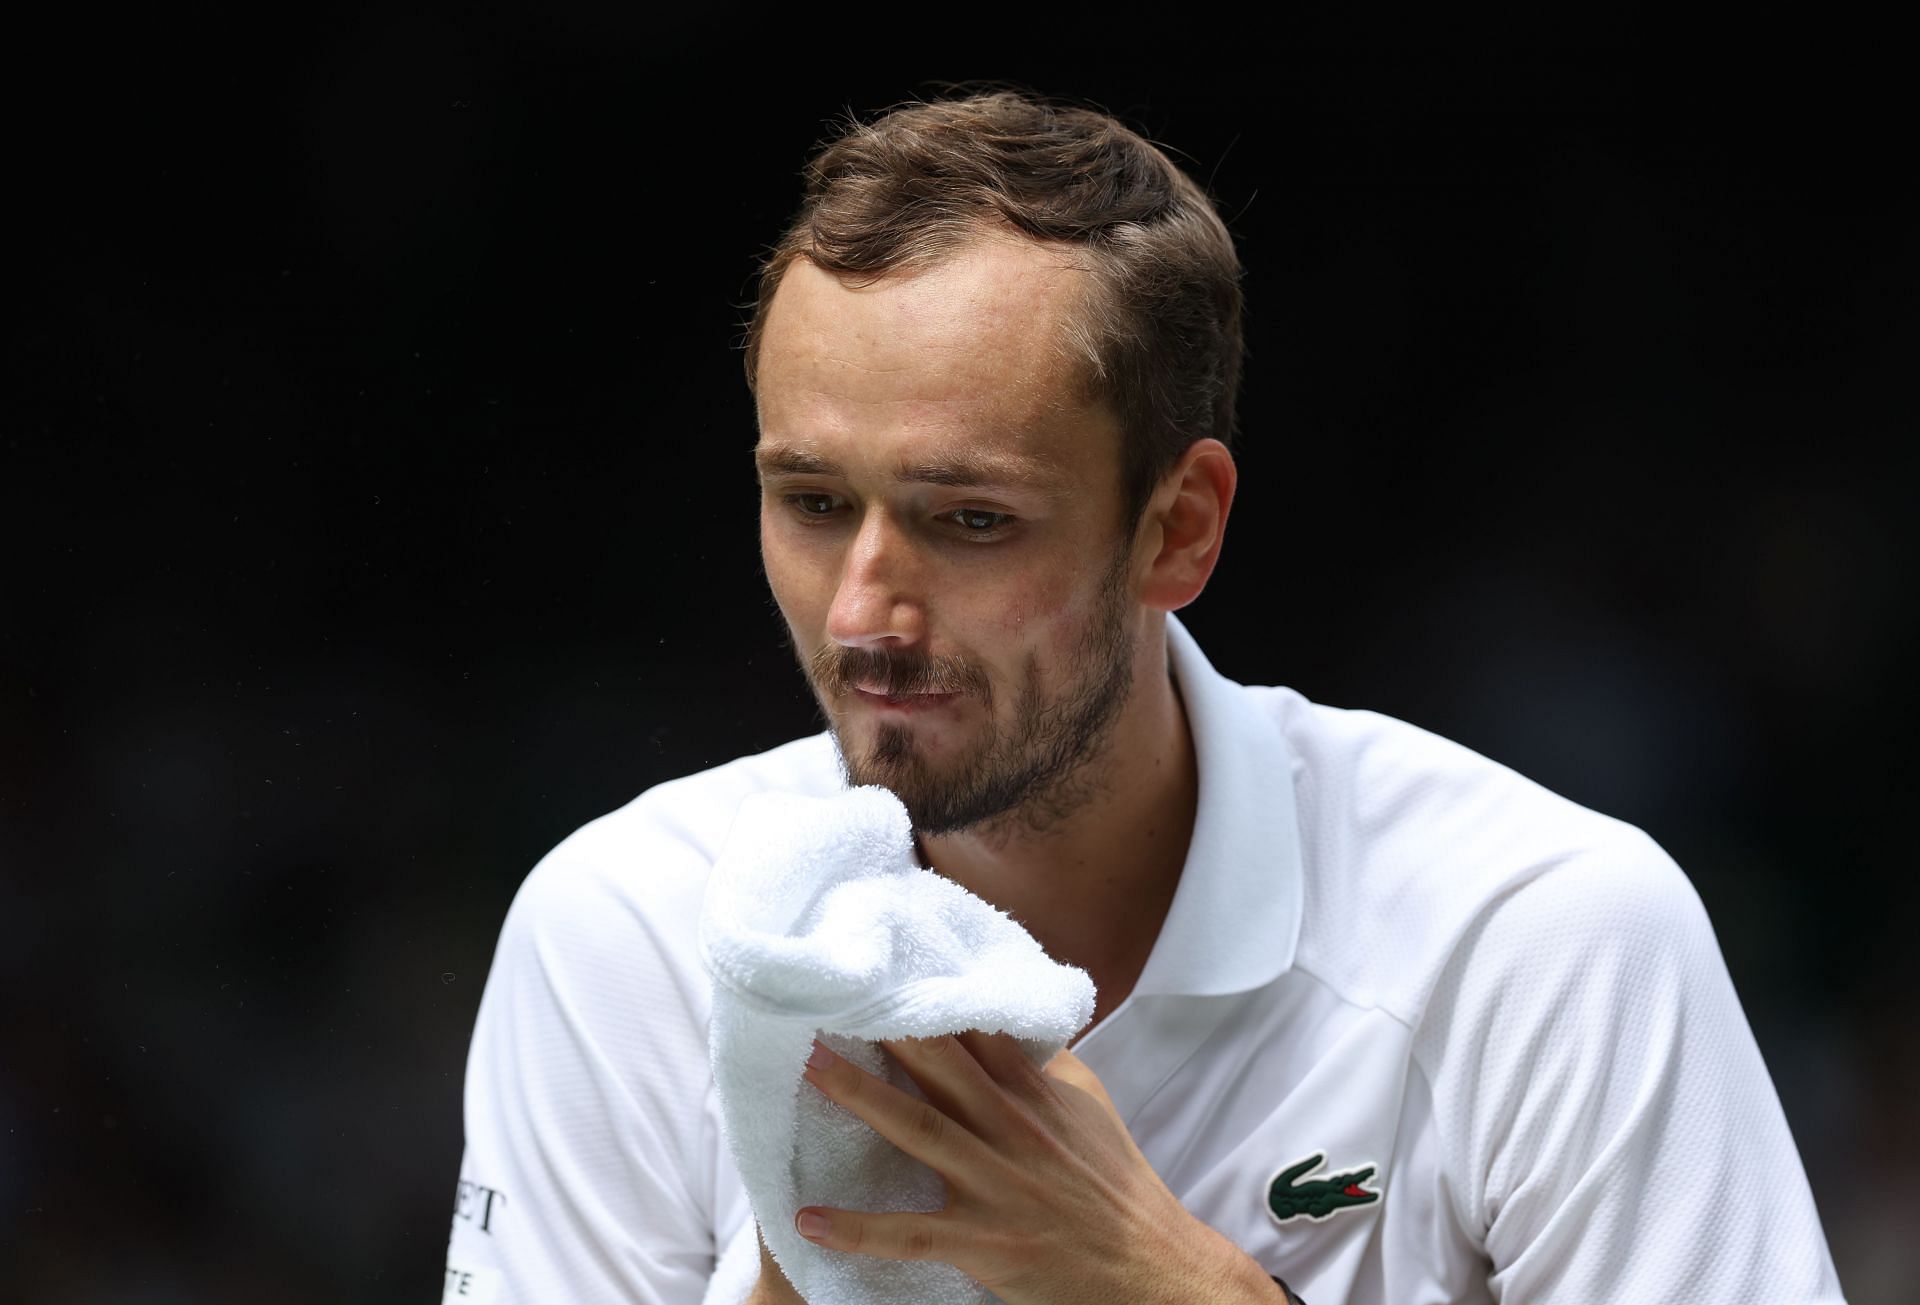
[1284,957,1484,1248]
[1286,954,1417,1034]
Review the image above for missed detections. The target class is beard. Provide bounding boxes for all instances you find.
[799,553,1138,837]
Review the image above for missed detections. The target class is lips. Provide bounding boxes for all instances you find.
[853,685,959,712]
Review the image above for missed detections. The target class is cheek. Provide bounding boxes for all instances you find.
[987,563,1090,649]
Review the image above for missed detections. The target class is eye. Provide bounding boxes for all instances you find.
[781,492,844,519]
[944,507,1015,535]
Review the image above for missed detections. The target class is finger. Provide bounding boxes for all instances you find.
[882,1034,1032,1144]
[802,1042,998,1184]
[956,1029,1050,1095]
[794,1204,969,1267]
[957,1031,1107,1120]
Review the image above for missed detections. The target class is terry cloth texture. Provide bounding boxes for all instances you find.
[698,786,1096,1305]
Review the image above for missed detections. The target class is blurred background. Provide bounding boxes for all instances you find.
[5,12,1913,1302]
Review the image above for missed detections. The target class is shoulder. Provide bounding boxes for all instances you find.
[489,731,843,998]
[456,739,841,1294]
[1231,685,1838,1292]
[1264,691,1691,1026]
[463,730,843,1176]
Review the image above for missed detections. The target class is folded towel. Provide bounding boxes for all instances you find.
[698,786,1096,1305]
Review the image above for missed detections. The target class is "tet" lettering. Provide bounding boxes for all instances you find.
[453,1179,507,1234]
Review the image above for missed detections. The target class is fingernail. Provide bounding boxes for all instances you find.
[806,1042,833,1070]
[796,1210,831,1239]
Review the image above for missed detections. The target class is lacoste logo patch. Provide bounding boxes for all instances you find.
[1265,1151,1381,1223]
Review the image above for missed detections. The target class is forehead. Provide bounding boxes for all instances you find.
[753,237,1117,484]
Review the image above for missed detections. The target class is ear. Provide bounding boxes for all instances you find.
[1136,439,1237,613]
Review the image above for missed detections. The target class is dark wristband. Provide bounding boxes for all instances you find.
[1270,1275,1307,1305]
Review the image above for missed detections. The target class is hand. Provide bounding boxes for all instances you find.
[789,1032,1284,1304]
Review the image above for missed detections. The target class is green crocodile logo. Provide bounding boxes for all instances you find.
[1266,1152,1381,1223]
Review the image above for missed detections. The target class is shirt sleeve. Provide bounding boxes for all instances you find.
[1415,831,1846,1303]
[445,830,723,1305]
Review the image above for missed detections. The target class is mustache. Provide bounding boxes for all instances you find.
[807,644,993,701]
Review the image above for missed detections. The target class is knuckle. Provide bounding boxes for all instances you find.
[910,1102,946,1148]
[903,1224,938,1260]
[904,1034,958,1067]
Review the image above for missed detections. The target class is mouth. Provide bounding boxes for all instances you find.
[852,684,961,713]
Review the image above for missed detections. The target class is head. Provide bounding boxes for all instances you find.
[747,90,1242,837]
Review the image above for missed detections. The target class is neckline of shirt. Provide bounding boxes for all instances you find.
[1126,612,1305,1000]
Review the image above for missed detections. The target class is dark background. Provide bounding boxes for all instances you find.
[6,14,1914,1303]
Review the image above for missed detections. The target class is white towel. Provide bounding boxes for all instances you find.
[698,786,1096,1305]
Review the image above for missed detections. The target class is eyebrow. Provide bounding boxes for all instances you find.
[753,443,1068,494]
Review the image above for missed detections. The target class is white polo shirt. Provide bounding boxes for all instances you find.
[448,615,1844,1304]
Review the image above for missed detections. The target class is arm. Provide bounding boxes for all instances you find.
[1419,835,1844,1301]
[448,842,721,1304]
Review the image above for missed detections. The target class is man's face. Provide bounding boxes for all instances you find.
[754,237,1144,836]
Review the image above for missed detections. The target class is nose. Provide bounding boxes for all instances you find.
[824,507,926,651]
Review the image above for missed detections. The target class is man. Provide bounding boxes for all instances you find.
[448,91,1844,1303]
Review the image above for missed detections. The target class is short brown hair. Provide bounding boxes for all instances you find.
[742,89,1244,532]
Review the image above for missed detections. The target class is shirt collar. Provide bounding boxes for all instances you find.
[1128,612,1305,998]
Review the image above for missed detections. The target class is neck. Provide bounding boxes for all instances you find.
[917,619,1198,1031]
